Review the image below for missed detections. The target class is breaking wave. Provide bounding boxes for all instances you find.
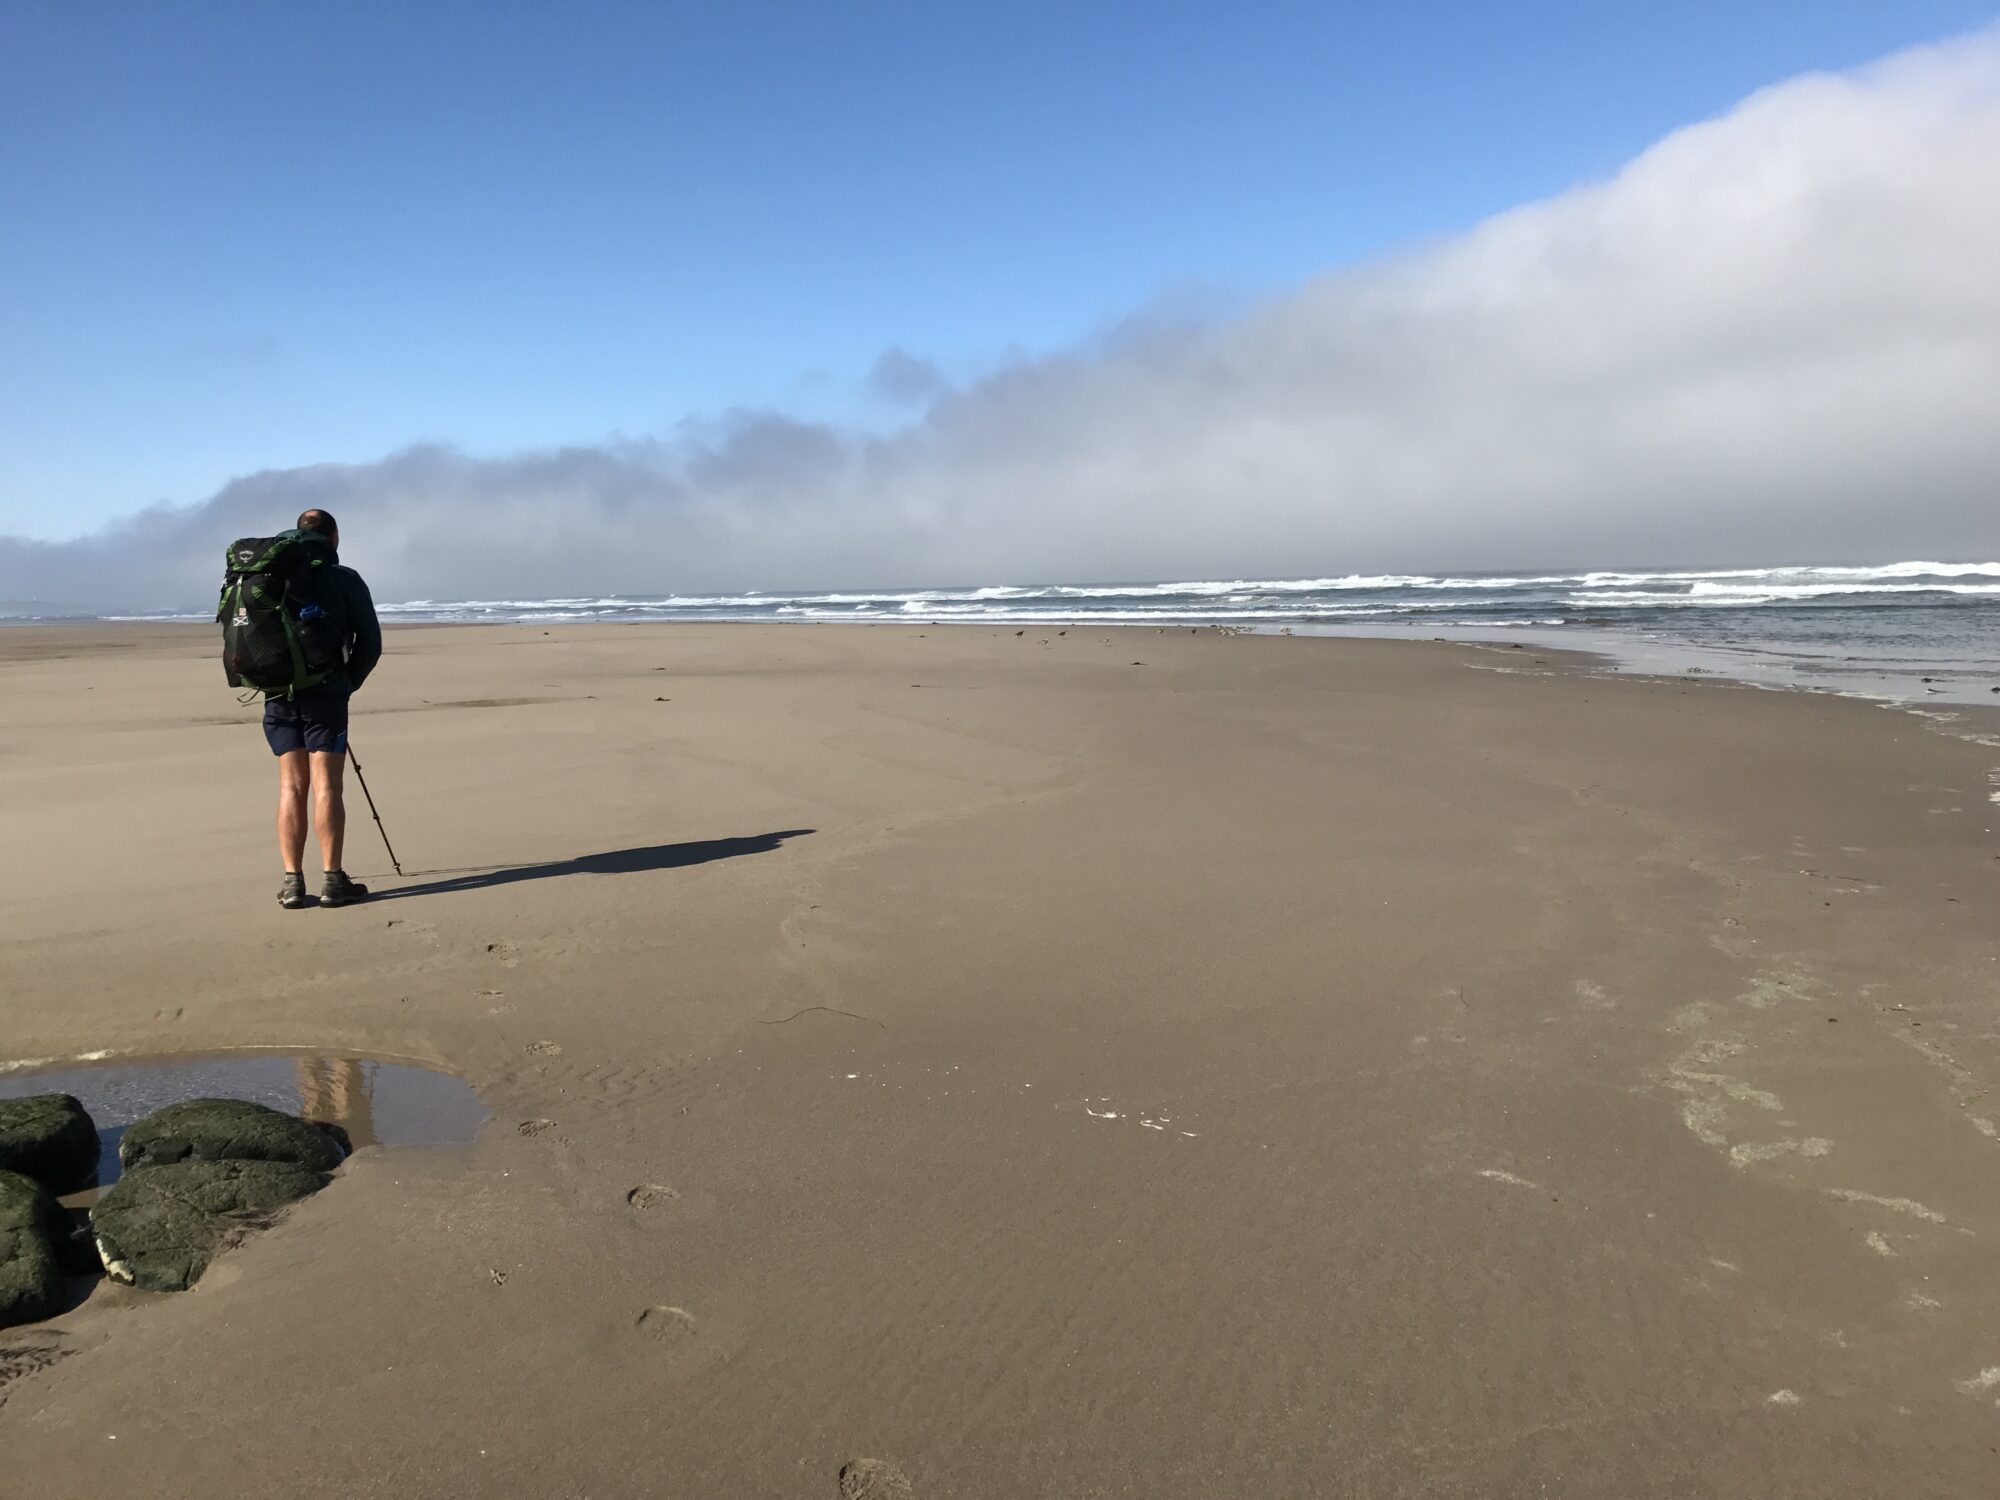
[360,560,2000,627]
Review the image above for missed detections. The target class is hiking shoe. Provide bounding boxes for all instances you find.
[278,873,308,910]
[319,870,370,908]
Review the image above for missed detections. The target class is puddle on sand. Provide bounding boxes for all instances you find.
[0,1052,488,1201]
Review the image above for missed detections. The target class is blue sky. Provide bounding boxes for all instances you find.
[2,0,1995,543]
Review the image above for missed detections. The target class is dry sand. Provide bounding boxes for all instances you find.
[3,622,1999,1498]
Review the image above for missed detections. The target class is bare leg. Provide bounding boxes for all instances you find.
[310,750,347,873]
[277,750,310,873]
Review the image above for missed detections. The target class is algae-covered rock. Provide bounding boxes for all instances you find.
[0,1094,99,1194]
[119,1097,345,1175]
[0,1170,68,1328]
[90,1159,328,1292]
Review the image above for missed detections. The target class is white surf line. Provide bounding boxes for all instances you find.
[1766,1390,1803,1407]
[1955,1367,2000,1396]
[1823,1189,1948,1224]
[1476,1169,1540,1189]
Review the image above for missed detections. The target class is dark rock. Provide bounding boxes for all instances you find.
[313,1121,354,1157]
[119,1098,345,1175]
[0,1170,68,1328]
[838,1458,915,1498]
[0,1094,99,1195]
[91,1159,328,1292]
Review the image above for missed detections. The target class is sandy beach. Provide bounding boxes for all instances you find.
[4,621,1999,1498]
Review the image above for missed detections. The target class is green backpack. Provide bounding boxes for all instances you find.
[216,534,344,696]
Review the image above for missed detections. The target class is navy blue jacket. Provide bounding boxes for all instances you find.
[295,533,381,694]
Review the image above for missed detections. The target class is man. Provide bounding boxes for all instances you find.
[266,508,382,910]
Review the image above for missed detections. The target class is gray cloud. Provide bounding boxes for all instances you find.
[866,346,950,406]
[6,31,1998,613]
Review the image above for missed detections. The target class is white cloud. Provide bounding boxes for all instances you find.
[6,30,1998,611]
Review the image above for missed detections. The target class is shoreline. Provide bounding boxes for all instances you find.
[13,606,2000,710]
[14,611,2000,732]
[1273,618,2000,710]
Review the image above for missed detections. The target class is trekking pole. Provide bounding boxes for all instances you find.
[345,744,404,876]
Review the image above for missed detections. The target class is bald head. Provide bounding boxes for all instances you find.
[297,509,339,548]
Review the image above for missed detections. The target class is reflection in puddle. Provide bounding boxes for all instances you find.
[0,1053,487,1198]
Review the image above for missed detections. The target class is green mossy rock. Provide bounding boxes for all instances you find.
[0,1169,68,1328]
[0,1094,99,1195]
[119,1097,345,1175]
[90,1159,328,1292]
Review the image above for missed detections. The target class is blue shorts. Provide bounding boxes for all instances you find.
[263,689,350,756]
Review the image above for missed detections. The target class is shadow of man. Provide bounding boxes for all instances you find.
[370,829,814,903]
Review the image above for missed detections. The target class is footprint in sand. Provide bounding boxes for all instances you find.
[524,1040,562,1056]
[838,1458,916,1498]
[517,1119,557,1138]
[635,1305,699,1347]
[627,1183,679,1210]
[0,1335,74,1405]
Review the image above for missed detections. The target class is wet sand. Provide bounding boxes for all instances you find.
[3,621,1999,1498]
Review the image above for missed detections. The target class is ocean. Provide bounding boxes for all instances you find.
[15,559,1993,711]
[363,560,2000,708]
